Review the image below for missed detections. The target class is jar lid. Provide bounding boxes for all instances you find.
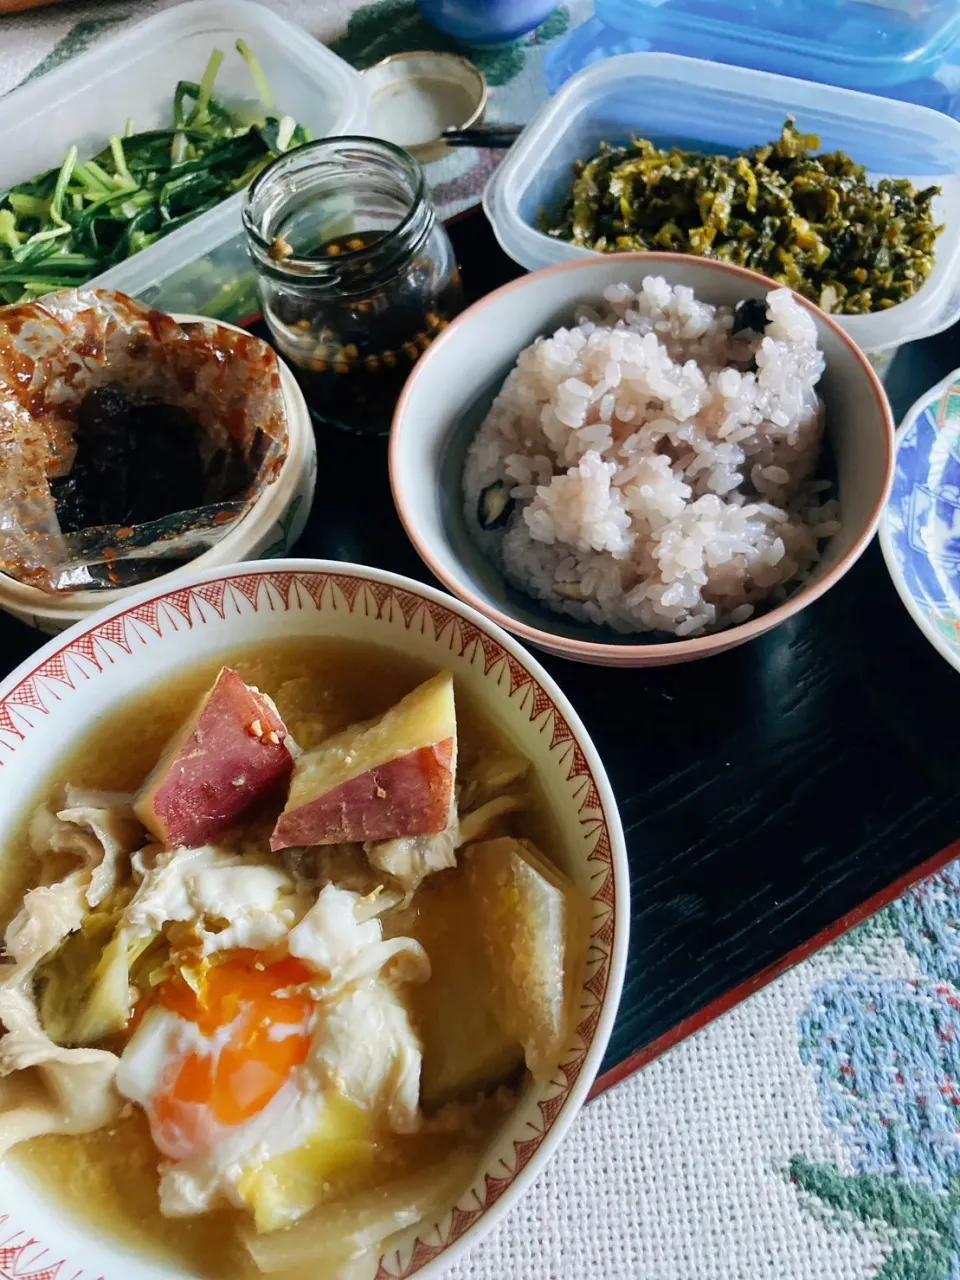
[592,0,960,91]
[360,52,488,164]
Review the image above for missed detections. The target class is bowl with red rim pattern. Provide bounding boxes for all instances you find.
[390,253,895,667]
[0,557,627,1280]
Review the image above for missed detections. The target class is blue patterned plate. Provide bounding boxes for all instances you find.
[880,369,960,673]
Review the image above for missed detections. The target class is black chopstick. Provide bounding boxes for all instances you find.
[441,124,524,149]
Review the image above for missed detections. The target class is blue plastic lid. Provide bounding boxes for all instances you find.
[584,0,960,91]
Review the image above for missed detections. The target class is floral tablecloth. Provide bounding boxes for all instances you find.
[453,872,960,1280]
[3,4,960,1278]
[0,0,583,222]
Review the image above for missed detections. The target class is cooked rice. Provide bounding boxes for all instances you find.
[462,278,840,639]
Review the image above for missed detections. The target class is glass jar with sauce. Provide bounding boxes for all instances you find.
[243,137,462,435]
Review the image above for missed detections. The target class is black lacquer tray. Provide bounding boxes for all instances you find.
[2,209,958,1094]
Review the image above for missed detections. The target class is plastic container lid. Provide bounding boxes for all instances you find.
[587,0,960,90]
[0,0,368,308]
[484,52,960,354]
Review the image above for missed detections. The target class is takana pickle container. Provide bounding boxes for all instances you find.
[482,53,960,364]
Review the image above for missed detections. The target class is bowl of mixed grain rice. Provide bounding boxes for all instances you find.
[390,254,895,666]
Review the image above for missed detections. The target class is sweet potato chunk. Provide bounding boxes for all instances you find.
[135,667,295,848]
[271,672,456,851]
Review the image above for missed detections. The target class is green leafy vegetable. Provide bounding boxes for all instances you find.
[34,887,160,1046]
[0,42,311,303]
[542,119,944,315]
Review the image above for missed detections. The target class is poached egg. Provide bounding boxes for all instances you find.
[115,884,429,1232]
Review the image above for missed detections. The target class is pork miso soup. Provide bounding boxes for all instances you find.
[0,640,588,1279]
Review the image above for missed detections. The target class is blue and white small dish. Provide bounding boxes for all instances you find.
[880,368,960,673]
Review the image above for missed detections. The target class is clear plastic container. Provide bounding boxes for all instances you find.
[0,0,368,313]
[545,14,960,119]
[107,224,260,326]
[483,53,960,355]
[544,0,960,104]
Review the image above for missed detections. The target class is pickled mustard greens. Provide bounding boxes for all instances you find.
[0,42,310,304]
[542,120,943,315]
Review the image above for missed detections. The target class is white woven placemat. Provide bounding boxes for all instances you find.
[447,878,960,1280]
[3,6,960,1278]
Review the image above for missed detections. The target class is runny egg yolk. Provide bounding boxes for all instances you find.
[148,954,316,1148]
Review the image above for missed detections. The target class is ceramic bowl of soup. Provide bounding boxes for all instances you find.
[0,558,627,1280]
